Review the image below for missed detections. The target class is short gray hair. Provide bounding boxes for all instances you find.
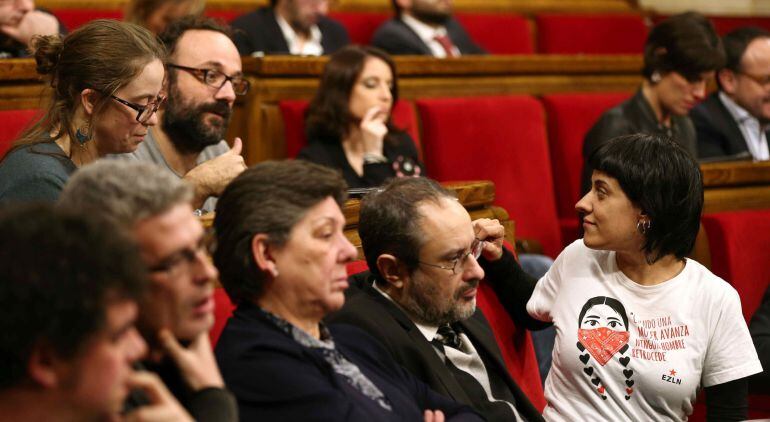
[58,160,193,228]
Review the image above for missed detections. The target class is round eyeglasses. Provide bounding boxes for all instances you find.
[418,238,485,275]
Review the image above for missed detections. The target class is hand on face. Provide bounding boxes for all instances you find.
[0,10,58,46]
[121,371,193,422]
[184,137,247,204]
[157,329,224,391]
[472,218,505,261]
[359,106,388,155]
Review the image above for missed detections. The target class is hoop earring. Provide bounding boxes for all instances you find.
[636,219,651,235]
[75,124,91,147]
[650,71,662,83]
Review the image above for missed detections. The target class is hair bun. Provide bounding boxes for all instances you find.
[31,34,64,76]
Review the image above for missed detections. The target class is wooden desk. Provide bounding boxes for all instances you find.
[702,160,770,213]
[201,180,514,260]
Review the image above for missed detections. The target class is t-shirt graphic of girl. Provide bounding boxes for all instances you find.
[577,296,635,401]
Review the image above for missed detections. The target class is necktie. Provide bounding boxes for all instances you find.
[434,323,463,350]
[433,34,457,58]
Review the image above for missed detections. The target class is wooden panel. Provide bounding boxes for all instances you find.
[701,160,770,187]
[703,185,770,214]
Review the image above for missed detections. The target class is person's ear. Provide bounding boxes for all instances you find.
[718,69,737,95]
[251,234,279,278]
[79,88,99,117]
[27,342,64,389]
[376,254,410,290]
[394,0,412,10]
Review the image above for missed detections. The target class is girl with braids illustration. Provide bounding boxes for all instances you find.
[526,132,761,421]
[576,296,634,401]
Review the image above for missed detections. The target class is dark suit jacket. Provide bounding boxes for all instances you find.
[231,7,349,56]
[215,302,483,421]
[371,17,485,56]
[690,92,766,160]
[749,284,770,394]
[329,250,546,422]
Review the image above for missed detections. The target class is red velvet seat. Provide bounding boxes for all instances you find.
[415,95,562,258]
[52,9,123,30]
[0,109,39,159]
[702,209,770,323]
[206,9,242,23]
[540,92,630,246]
[209,286,236,346]
[344,256,546,411]
[455,13,534,54]
[279,99,421,159]
[535,13,648,54]
[329,11,390,45]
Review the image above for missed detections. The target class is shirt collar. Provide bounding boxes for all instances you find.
[372,281,439,341]
[401,13,448,43]
[274,12,323,55]
[719,91,758,125]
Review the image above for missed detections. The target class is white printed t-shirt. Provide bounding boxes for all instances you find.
[526,240,762,421]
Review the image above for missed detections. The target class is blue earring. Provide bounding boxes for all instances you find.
[75,126,91,146]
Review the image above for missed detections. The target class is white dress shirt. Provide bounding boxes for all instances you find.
[401,14,460,58]
[719,91,770,160]
[275,13,324,56]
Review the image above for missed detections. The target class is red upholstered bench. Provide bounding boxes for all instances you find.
[344,257,546,411]
[535,13,648,54]
[52,9,124,30]
[416,95,562,258]
[0,109,39,159]
[540,92,630,247]
[279,99,421,159]
[210,287,236,346]
[329,11,390,45]
[455,13,534,54]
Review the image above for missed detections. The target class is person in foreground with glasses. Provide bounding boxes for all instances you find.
[0,19,165,202]
[58,160,237,422]
[115,16,247,213]
[329,177,550,422]
[691,26,770,161]
[213,160,482,421]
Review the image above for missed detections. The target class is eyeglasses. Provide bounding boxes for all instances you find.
[168,64,250,96]
[738,71,770,88]
[108,93,165,123]
[147,238,209,276]
[418,238,484,275]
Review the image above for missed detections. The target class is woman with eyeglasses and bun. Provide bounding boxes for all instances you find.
[0,19,166,203]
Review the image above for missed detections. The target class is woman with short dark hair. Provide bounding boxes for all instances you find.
[581,12,726,194]
[298,45,423,188]
[528,134,761,421]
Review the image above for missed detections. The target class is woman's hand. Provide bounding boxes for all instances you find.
[158,329,225,391]
[359,106,388,155]
[473,218,505,261]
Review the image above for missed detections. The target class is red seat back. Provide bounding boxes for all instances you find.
[209,287,236,346]
[702,209,770,323]
[206,9,243,23]
[540,92,630,246]
[706,17,770,35]
[0,109,39,159]
[416,95,562,257]
[535,13,648,54]
[455,13,534,54]
[280,99,421,159]
[52,9,124,30]
[329,11,390,45]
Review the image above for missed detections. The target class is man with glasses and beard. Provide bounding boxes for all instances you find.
[372,0,484,57]
[116,16,247,213]
[329,177,548,422]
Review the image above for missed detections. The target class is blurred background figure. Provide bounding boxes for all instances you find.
[125,0,205,35]
[0,0,63,58]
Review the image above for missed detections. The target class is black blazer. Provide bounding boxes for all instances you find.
[690,92,766,160]
[231,7,350,56]
[328,250,547,422]
[215,302,483,421]
[371,17,485,56]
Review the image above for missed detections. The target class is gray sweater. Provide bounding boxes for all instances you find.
[0,142,76,203]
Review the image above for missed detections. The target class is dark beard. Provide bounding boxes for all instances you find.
[411,9,450,26]
[162,93,232,155]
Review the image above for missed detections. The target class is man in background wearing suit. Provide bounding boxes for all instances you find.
[691,27,770,161]
[330,177,546,422]
[372,0,484,57]
[231,0,349,56]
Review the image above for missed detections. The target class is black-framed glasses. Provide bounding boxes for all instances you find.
[168,63,250,96]
[418,238,484,275]
[147,238,209,276]
[108,94,165,123]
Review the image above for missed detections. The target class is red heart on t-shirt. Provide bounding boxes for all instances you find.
[597,386,605,394]
[578,327,630,366]
[626,387,633,394]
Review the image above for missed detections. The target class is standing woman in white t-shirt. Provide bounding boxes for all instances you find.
[527,133,762,421]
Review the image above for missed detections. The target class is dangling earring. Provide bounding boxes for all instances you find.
[650,71,662,83]
[636,219,651,235]
[75,123,91,147]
